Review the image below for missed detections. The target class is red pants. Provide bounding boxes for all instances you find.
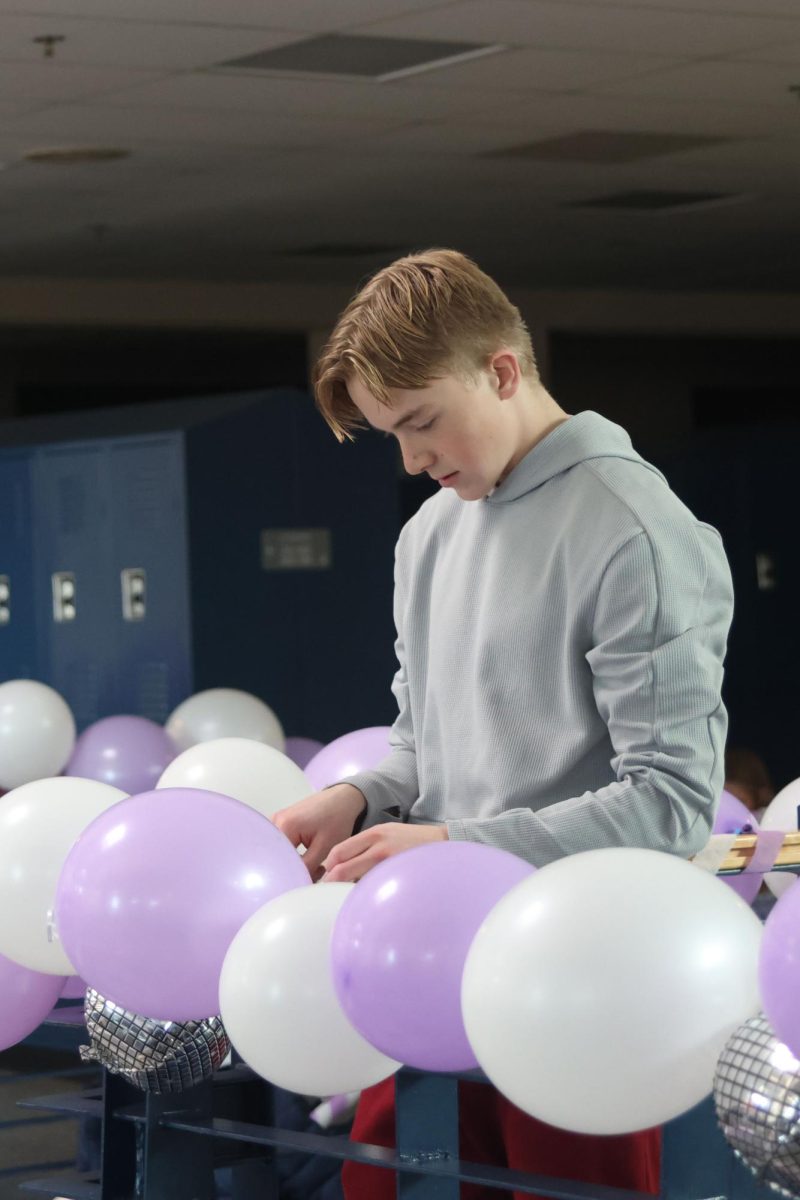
[343,1077,661,1200]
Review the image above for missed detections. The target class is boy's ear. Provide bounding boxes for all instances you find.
[489,350,522,400]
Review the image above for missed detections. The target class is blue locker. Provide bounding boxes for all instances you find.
[183,391,399,740]
[658,423,800,789]
[0,390,398,741]
[106,435,193,723]
[32,441,116,726]
[0,449,38,680]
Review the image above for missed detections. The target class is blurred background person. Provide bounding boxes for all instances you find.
[724,746,775,822]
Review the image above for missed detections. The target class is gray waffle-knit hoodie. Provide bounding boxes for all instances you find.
[344,411,734,867]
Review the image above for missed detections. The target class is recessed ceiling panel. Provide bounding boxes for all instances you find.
[485,130,732,163]
[218,33,497,79]
[280,242,405,258]
[568,189,740,210]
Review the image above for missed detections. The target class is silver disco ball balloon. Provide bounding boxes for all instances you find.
[79,988,230,1094]
[714,1012,800,1198]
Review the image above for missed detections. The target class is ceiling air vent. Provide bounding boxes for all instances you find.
[567,190,740,212]
[485,130,731,163]
[281,243,405,259]
[216,33,504,82]
[23,146,130,164]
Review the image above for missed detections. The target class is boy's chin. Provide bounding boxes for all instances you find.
[454,478,489,501]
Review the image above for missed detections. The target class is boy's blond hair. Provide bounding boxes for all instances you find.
[314,249,538,442]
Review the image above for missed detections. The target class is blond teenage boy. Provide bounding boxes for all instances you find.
[274,249,733,1199]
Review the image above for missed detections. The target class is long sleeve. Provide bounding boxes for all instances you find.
[446,524,734,867]
[338,538,419,825]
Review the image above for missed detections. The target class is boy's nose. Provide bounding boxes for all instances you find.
[401,444,433,476]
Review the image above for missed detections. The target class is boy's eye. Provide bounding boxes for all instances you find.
[416,418,436,432]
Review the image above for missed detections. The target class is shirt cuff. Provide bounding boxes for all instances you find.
[337,770,404,828]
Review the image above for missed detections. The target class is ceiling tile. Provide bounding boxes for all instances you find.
[730,39,800,65]
[462,89,798,138]
[0,101,404,154]
[544,0,800,14]
[0,14,301,70]
[398,45,682,92]
[0,97,46,118]
[94,70,512,122]
[590,58,800,106]
[359,0,795,58]
[0,0,451,32]
[0,61,168,104]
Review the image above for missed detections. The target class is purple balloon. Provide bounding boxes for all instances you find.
[759,879,800,1057]
[0,952,65,1051]
[55,787,310,1022]
[305,727,392,792]
[66,715,178,794]
[284,736,325,770]
[330,841,534,1071]
[714,788,761,904]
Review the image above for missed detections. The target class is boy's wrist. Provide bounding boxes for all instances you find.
[331,782,367,819]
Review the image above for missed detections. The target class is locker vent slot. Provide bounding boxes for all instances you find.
[68,660,101,727]
[119,463,172,536]
[57,475,87,535]
[137,661,170,723]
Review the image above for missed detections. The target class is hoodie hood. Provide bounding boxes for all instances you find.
[485,411,666,504]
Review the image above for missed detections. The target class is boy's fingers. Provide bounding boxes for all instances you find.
[279,827,304,850]
[301,835,330,877]
[324,831,370,871]
[271,808,296,837]
[324,848,376,883]
[272,811,311,851]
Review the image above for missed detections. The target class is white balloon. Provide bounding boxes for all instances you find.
[759,778,800,900]
[0,680,76,790]
[461,847,763,1135]
[0,776,127,974]
[157,738,312,819]
[220,884,400,1096]
[165,689,284,753]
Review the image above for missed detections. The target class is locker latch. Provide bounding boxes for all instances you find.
[52,571,76,622]
[121,568,147,621]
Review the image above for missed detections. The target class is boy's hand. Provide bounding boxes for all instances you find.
[272,784,366,881]
[322,823,448,883]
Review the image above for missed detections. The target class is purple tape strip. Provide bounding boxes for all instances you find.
[744,829,785,874]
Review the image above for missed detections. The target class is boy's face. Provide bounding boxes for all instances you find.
[348,366,521,501]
